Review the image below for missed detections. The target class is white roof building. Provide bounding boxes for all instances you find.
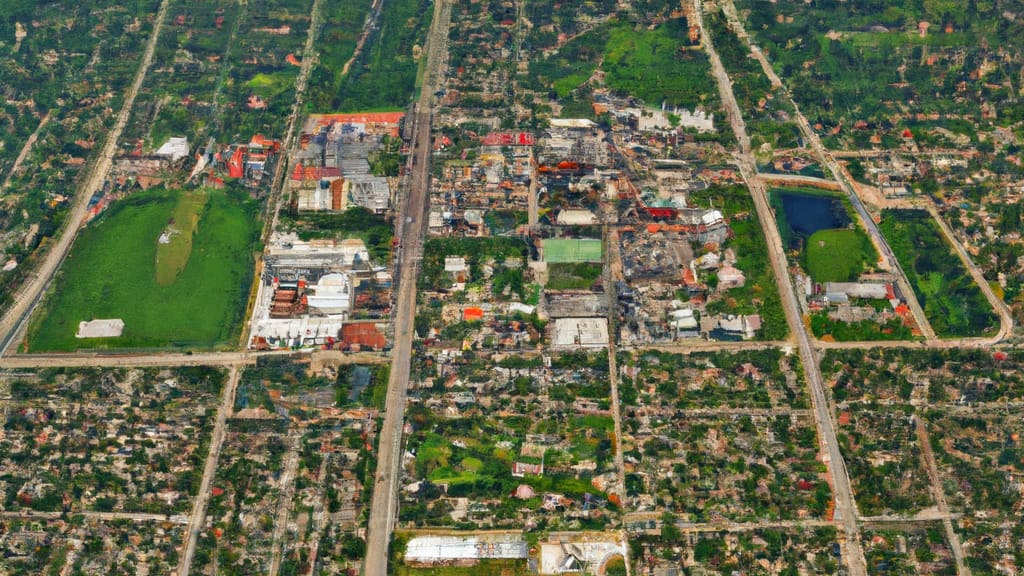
[553,318,609,348]
[305,273,352,315]
[718,264,746,288]
[556,209,599,226]
[823,282,889,300]
[405,535,528,563]
[266,235,370,269]
[669,308,699,330]
[550,118,596,130]
[155,137,190,162]
[701,209,724,226]
[444,257,468,273]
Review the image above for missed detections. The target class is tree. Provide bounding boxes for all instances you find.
[661,512,681,541]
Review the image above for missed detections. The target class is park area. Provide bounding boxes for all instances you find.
[880,209,997,338]
[27,187,260,351]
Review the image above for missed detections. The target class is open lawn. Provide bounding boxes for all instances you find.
[805,228,875,283]
[27,187,260,351]
[245,72,296,97]
[155,189,209,286]
[603,18,718,109]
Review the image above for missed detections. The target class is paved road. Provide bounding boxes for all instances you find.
[363,2,452,573]
[622,340,792,354]
[0,0,173,358]
[604,229,627,499]
[757,172,841,191]
[178,365,241,576]
[2,111,50,190]
[816,337,1004,351]
[0,349,385,370]
[830,149,975,159]
[305,454,332,576]
[624,512,833,532]
[0,510,187,524]
[915,416,971,575]
[268,432,302,575]
[695,2,867,573]
[0,351,257,369]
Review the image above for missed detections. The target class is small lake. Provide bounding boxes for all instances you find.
[778,192,850,237]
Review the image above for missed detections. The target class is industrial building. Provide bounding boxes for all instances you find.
[248,235,391,349]
[404,535,528,565]
[290,112,401,213]
[552,318,610,348]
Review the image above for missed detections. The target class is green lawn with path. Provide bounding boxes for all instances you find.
[27,187,260,351]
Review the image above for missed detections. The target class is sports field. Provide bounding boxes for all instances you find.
[542,238,603,263]
[27,187,260,351]
[805,228,877,283]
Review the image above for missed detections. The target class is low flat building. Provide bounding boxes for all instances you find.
[556,209,599,226]
[823,282,889,300]
[347,175,390,214]
[552,318,609,348]
[404,535,528,564]
[155,137,189,162]
[306,273,352,315]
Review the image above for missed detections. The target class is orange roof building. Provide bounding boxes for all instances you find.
[463,307,484,322]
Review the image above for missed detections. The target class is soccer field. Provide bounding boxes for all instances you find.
[542,238,603,263]
[27,187,260,351]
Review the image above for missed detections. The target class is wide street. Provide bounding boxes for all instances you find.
[177,365,241,576]
[695,0,867,572]
[363,0,452,573]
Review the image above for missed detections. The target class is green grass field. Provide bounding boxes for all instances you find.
[155,189,208,285]
[542,238,602,263]
[27,187,260,351]
[805,228,876,283]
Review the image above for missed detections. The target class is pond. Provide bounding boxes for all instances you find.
[778,192,850,237]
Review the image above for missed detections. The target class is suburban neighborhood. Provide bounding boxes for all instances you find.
[0,0,1022,575]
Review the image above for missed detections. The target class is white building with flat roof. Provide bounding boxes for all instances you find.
[405,535,528,563]
[305,273,352,315]
[155,137,189,162]
[552,318,609,348]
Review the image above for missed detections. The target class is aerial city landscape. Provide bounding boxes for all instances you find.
[0,0,1022,574]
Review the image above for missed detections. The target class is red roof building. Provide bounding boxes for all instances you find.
[340,323,387,350]
[228,147,246,179]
